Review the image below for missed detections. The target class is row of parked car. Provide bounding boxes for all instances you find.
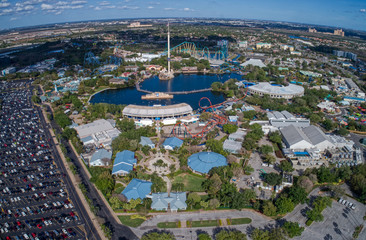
[338,198,356,210]
[0,81,84,239]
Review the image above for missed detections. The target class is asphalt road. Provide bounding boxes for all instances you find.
[37,105,101,240]
[43,105,138,240]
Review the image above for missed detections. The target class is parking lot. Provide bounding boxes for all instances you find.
[0,81,86,240]
[285,188,366,240]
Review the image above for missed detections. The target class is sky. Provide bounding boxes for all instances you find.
[0,0,366,31]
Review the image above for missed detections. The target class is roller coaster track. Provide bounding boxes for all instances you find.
[163,41,227,61]
[171,87,249,139]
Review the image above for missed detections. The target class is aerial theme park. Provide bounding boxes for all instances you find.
[1,6,366,240]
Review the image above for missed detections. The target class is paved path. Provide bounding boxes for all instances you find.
[132,209,275,239]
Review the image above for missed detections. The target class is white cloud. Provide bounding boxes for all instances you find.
[41,3,53,10]
[147,6,153,9]
[99,1,110,6]
[71,0,87,4]
[0,0,10,8]
[361,9,366,13]
[117,5,139,10]
[164,7,175,11]
[10,17,18,21]
[182,7,195,12]
[94,6,101,10]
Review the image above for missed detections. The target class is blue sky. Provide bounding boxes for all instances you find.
[0,0,366,31]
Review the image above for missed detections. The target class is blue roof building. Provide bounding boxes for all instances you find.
[121,179,152,201]
[140,136,155,149]
[112,150,137,176]
[162,137,183,150]
[151,192,187,212]
[90,149,112,167]
[188,152,227,174]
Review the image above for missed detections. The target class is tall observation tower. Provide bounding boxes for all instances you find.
[159,22,174,80]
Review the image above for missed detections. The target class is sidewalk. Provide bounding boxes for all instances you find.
[41,107,106,240]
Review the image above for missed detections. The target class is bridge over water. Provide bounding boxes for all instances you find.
[135,83,212,95]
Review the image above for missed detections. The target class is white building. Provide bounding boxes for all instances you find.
[281,125,334,152]
[248,82,304,99]
[75,119,121,147]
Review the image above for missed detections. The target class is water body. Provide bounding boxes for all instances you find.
[90,73,242,109]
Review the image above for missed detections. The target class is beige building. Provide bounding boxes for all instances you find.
[334,29,345,37]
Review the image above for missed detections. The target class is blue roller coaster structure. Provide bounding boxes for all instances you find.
[84,51,123,67]
[162,41,228,61]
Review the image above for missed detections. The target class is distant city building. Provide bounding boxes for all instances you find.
[333,50,357,61]
[280,45,294,51]
[334,29,345,37]
[248,82,304,99]
[238,41,248,48]
[290,51,302,56]
[308,28,317,33]
[256,42,272,49]
[127,22,152,28]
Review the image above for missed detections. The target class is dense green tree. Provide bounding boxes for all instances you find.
[337,127,349,136]
[187,192,201,208]
[91,170,114,196]
[198,233,212,240]
[251,228,270,240]
[205,139,224,154]
[264,173,283,186]
[275,197,294,214]
[322,118,334,131]
[262,201,277,216]
[31,95,41,103]
[203,173,222,195]
[259,145,273,155]
[54,112,71,128]
[282,221,304,238]
[309,114,322,123]
[317,167,335,183]
[288,186,308,204]
[223,124,239,134]
[268,131,282,144]
[242,138,258,151]
[208,198,220,209]
[279,161,294,172]
[215,229,247,240]
[268,228,288,240]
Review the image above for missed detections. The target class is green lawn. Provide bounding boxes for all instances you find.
[157,222,179,228]
[118,215,146,228]
[191,220,219,228]
[172,173,206,192]
[230,218,252,225]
